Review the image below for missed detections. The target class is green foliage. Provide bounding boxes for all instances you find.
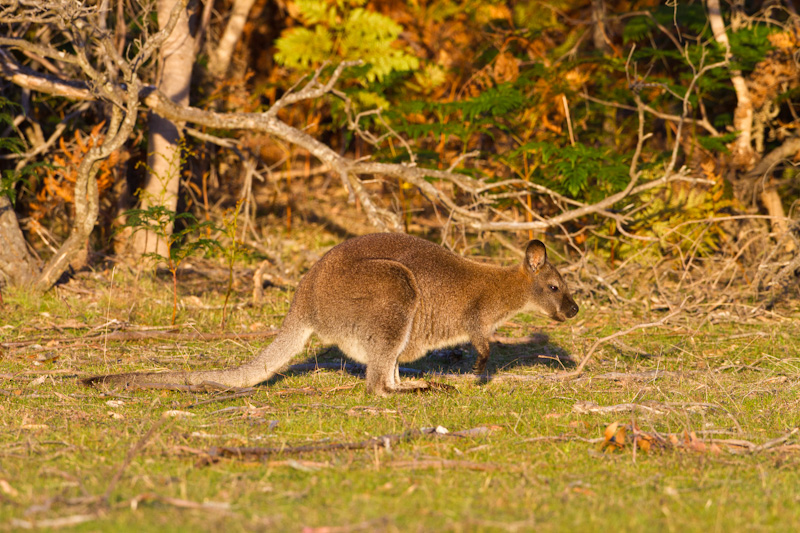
[391,83,525,142]
[275,0,419,83]
[122,206,220,324]
[218,200,247,329]
[696,131,738,153]
[728,25,775,71]
[618,172,733,263]
[0,97,30,206]
[508,142,630,200]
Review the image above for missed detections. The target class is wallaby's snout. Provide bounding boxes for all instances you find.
[558,293,580,321]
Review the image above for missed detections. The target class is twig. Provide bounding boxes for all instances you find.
[555,306,683,380]
[101,417,168,505]
[129,492,230,513]
[184,389,257,409]
[285,362,423,376]
[751,428,799,453]
[385,460,508,472]
[200,428,434,465]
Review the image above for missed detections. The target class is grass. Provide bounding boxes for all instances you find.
[2,256,800,532]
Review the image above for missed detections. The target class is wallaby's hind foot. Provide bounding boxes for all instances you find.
[472,358,489,376]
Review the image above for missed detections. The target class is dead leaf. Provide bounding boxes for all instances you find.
[637,438,651,453]
[0,479,19,497]
[684,431,707,453]
[493,51,519,83]
[599,422,627,452]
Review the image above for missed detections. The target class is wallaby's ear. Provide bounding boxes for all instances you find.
[525,240,547,273]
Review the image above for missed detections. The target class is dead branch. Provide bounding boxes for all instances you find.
[1,328,278,349]
[129,492,231,513]
[572,400,720,415]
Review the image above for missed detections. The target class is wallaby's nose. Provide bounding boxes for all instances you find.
[566,301,579,318]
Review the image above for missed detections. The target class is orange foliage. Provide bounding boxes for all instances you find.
[29,123,122,222]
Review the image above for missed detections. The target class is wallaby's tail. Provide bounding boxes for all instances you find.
[83,317,313,390]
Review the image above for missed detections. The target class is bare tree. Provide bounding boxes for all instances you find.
[0,0,189,290]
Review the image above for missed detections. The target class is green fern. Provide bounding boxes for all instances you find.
[275,1,419,82]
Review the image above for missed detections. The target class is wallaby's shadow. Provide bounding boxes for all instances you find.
[265,334,576,389]
[425,335,577,385]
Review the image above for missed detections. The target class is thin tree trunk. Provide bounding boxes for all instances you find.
[208,0,256,78]
[133,0,196,257]
[707,0,754,168]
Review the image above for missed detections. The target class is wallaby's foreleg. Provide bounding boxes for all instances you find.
[471,335,491,376]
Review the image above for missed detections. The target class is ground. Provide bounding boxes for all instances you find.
[1,231,799,532]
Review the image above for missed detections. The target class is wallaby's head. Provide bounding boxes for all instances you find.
[522,240,579,322]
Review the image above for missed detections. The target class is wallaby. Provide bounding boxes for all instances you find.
[86,233,579,395]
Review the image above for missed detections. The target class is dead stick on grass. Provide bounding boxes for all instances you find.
[205,428,431,463]
[101,417,168,505]
[386,459,508,472]
[751,428,799,453]
[556,307,683,381]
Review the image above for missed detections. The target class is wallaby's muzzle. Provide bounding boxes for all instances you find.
[553,295,579,322]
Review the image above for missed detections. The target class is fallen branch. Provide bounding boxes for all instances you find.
[572,400,720,415]
[1,328,278,349]
[582,370,682,381]
[129,492,231,513]
[385,460,508,472]
[199,428,433,465]
[195,425,496,465]
[10,514,98,530]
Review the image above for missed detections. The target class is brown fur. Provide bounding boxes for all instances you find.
[85,233,579,395]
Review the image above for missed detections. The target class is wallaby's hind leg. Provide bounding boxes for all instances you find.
[312,258,423,396]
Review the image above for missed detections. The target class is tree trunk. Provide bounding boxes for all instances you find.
[132,0,196,257]
[0,195,39,287]
[208,0,256,78]
[707,0,755,168]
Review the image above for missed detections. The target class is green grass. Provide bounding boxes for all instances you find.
[2,269,800,532]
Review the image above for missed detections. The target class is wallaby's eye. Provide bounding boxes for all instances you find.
[549,285,559,292]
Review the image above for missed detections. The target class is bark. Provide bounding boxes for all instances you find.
[591,0,616,146]
[132,0,196,257]
[707,0,755,168]
[745,136,800,246]
[0,196,38,287]
[208,0,256,78]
